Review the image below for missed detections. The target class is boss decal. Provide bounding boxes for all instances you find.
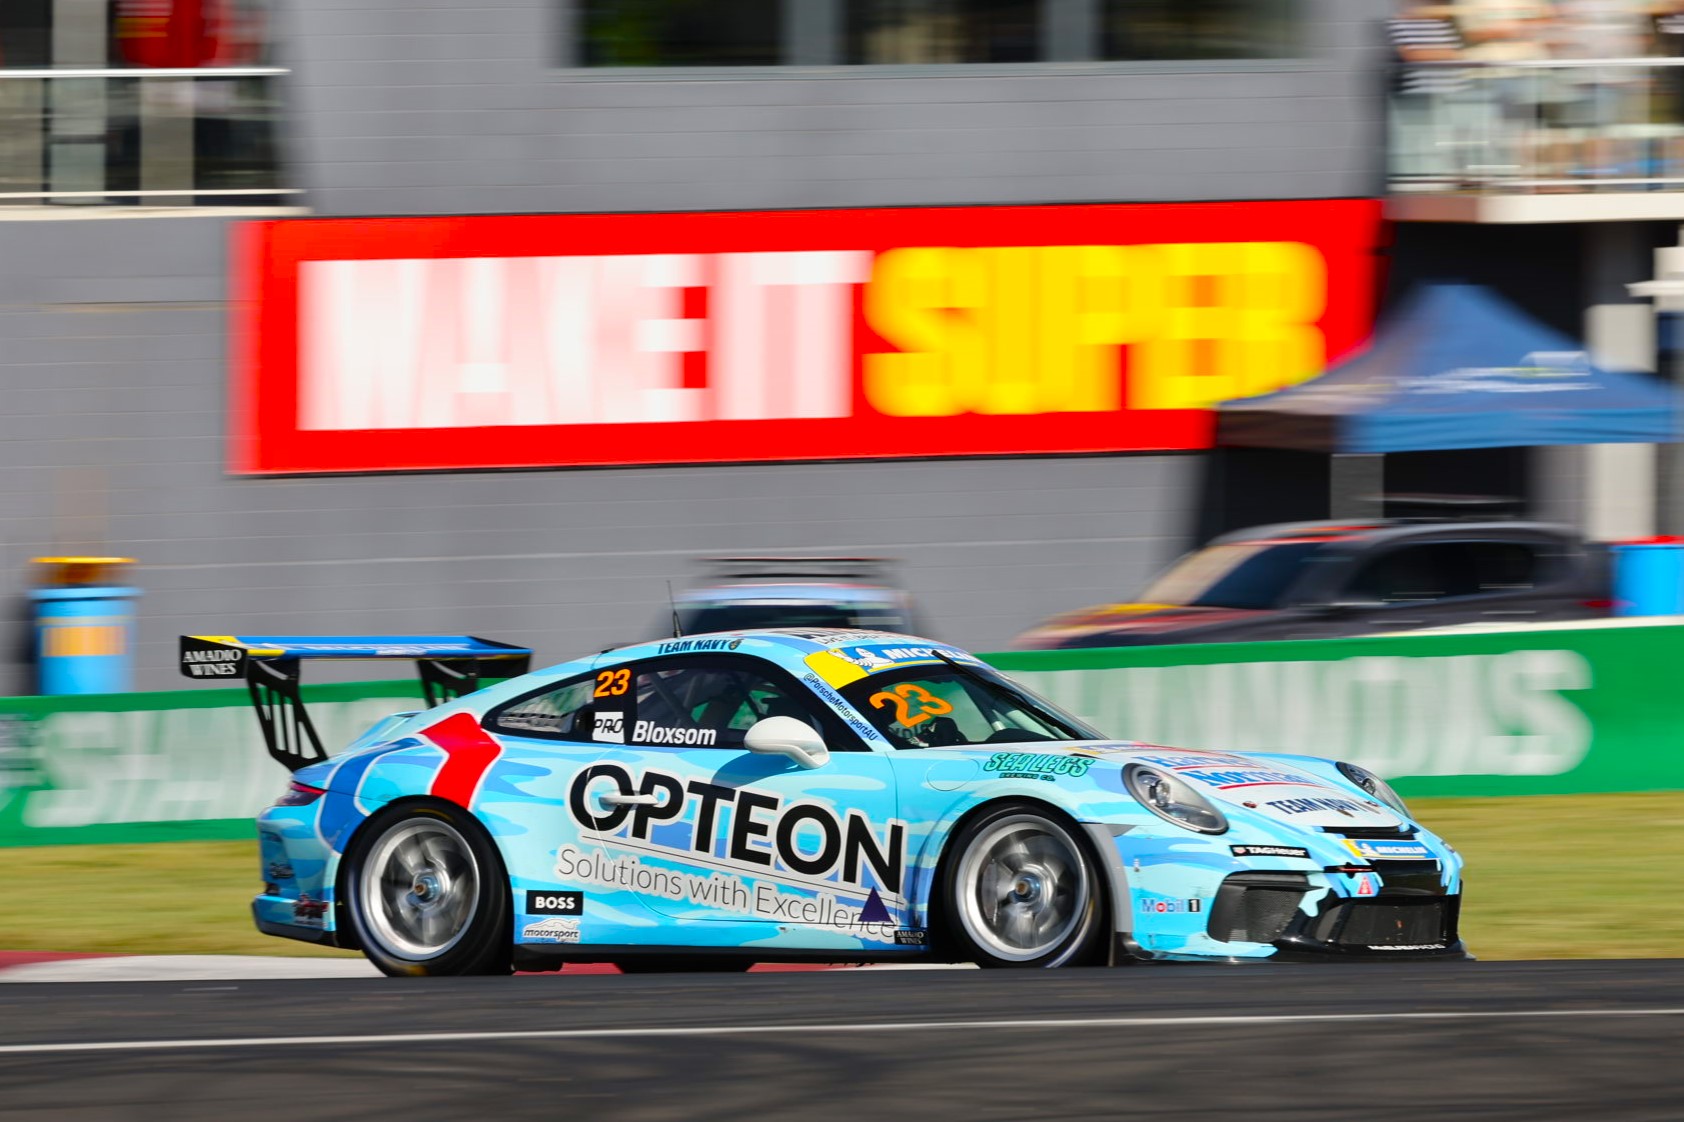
[525,890,583,915]
[566,763,906,896]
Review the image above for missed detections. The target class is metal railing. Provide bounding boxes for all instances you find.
[1389,57,1684,194]
[0,66,296,207]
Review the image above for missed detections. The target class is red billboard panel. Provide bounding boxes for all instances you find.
[233,200,1382,475]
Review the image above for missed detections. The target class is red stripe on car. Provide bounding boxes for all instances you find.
[424,712,502,808]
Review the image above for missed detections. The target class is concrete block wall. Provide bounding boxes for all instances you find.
[0,0,1391,690]
[0,213,1199,688]
[285,0,1389,216]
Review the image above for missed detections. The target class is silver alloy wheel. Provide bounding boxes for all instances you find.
[357,818,481,960]
[954,814,1089,963]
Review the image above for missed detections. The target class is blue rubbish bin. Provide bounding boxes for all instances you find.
[1611,539,1684,617]
[29,557,139,695]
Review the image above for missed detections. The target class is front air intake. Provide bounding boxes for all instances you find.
[1207,873,1310,944]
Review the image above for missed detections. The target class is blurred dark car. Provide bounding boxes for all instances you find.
[1012,521,1609,649]
[668,557,924,635]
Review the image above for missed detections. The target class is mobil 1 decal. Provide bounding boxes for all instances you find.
[563,763,909,941]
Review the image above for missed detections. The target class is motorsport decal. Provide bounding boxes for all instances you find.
[1230,844,1310,859]
[1182,768,1337,792]
[522,917,582,943]
[1343,838,1432,861]
[805,643,985,687]
[563,763,908,939]
[655,638,744,654]
[1138,897,1203,914]
[983,752,1094,781]
[292,894,329,928]
[525,890,583,916]
[1266,796,1373,817]
[894,929,929,946]
[593,713,626,743]
[181,644,244,677]
[1367,943,1446,951]
[801,672,882,742]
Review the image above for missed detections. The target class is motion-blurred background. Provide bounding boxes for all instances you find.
[3,0,1684,963]
[7,0,1684,685]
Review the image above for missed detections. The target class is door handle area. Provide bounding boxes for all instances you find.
[599,793,659,806]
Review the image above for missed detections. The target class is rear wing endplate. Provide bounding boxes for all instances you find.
[180,635,533,773]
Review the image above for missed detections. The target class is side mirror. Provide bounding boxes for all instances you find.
[744,716,830,770]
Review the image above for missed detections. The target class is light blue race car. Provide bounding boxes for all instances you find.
[182,629,1467,976]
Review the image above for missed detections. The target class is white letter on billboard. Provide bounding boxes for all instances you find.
[716,251,871,421]
[299,259,427,430]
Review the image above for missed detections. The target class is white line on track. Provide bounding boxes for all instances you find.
[3,1007,1684,1056]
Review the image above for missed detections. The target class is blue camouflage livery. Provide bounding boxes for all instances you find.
[251,629,1467,966]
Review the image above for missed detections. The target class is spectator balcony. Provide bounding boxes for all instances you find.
[1388,57,1684,223]
[0,66,296,211]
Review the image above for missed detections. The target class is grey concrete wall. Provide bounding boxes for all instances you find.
[0,214,1197,691]
[0,0,1395,691]
[285,0,1388,217]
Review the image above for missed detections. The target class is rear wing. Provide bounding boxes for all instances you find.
[180,635,533,773]
[700,556,896,584]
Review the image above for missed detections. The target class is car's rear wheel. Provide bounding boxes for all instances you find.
[940,801,1105,968]
[344,800,512,977]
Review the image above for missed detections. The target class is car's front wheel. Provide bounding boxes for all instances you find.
[940,802,1106,968]
[343,800,512,977]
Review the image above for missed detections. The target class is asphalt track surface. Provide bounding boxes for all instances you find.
[2,959,1681,1121]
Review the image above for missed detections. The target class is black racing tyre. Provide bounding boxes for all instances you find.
[938,801,1106,968]
[612,957,754,974]
[342,799,512,977]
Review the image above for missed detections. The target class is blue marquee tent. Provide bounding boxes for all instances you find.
[1216,284,1682,454]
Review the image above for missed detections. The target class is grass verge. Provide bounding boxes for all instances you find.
[1,792,1679,959]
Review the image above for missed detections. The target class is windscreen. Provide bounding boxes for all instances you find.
[682,601,909,633]
[1137,540,1326,610]
[840,664,1101,749]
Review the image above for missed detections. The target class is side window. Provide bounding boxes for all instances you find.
[1347,543,1476,605]
[1468,541,1543,593]
[488,676,603,741]
[627,659,826,752]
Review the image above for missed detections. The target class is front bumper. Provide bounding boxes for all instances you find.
[1207,869,1468,961]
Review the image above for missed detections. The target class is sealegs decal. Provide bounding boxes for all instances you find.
[983,753,1093,781]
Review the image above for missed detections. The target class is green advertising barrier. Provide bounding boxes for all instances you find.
[984,620,1684,798]
[3,620,1680,847]
[0,680,422,847]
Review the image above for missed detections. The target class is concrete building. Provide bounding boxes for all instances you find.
[6,0,1662,692]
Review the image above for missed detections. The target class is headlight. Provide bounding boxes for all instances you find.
[1123,764,1227,835]
[1336,762,1409,816]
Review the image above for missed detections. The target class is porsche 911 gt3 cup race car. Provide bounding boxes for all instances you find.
[181,629,1466,976]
